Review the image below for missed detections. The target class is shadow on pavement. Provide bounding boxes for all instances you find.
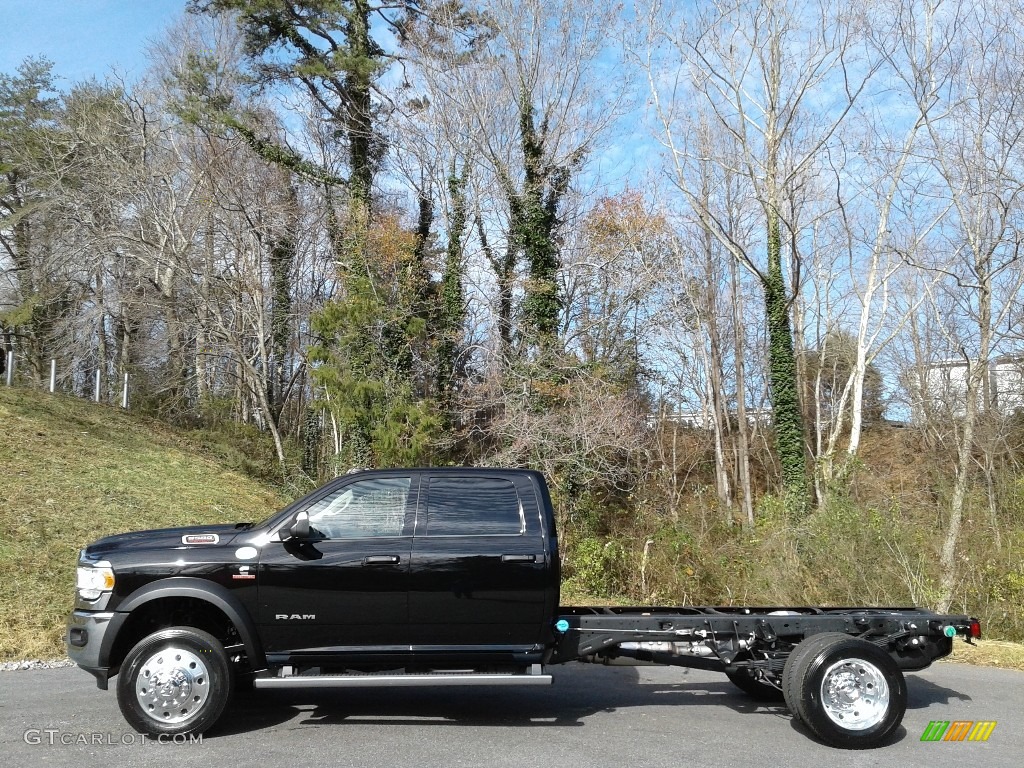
[905,675,973,709]
[209,664,975,741]
[209,665,795,738]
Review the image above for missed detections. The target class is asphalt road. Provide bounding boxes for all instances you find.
[1,661,1020,768]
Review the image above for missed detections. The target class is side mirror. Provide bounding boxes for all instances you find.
[286,511,310,541]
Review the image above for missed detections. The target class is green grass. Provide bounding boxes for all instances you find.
[0,388,287,660]
[948,639,1024,672]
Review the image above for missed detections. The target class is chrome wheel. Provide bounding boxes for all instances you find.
[819,657,890,731]
[135,646,210,724]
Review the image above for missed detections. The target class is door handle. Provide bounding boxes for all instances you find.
[501,554,537,563]
[363,555,401,565]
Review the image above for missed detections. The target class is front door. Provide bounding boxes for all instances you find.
[257,474,416,660]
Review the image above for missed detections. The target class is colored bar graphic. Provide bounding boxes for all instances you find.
[920,720,996,742]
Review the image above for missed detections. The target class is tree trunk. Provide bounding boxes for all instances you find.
[95,265,109,402]
[731,257,755,526]
[763,208,807,504]
[347,0,374,210]
[269,224,294,421]
[938,260,991,612]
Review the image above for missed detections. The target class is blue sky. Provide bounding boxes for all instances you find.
[0,0,185,84]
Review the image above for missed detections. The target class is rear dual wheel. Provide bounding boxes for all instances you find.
[782,632,906,749]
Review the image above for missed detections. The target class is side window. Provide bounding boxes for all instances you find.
[306,477,411,539]
[425,476,523,536]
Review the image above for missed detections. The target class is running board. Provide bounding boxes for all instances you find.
[253,667,552,689]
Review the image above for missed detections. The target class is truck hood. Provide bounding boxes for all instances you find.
[84,524,247,558]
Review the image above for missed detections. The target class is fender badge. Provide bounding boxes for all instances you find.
[182,534,220,545]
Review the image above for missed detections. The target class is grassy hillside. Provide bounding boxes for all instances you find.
[0,388,287,660]
[3,387,1022,670]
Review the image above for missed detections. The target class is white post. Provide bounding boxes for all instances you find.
[4,350,12,386]
[94,369,101,403]
[122,372,129,409]
[49,359,56,393]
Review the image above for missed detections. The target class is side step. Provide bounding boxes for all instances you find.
[253,665,553,689]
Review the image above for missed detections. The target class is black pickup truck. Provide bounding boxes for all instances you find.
[67,467,980,749]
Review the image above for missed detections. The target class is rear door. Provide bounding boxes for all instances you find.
[408,473,549,653]
[257,473,416,658]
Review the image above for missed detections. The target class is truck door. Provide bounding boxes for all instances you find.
[408,473,550,654]
[257,474,416,658]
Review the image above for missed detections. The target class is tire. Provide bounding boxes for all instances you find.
[782,633,906,749]
[782,632,850,720]
[725,667,785,701]
[116,627,232,737]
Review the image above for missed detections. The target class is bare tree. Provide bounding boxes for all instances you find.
[639,0,880,505]
[892,0,1024,610]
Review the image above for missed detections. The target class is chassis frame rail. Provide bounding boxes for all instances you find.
[551,605,978,673]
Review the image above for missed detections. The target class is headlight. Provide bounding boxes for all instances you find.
[76,561,115,600]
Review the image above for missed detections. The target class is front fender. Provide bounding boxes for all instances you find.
[118,577,266,670]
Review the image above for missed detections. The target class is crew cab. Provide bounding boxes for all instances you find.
[67,467,980,749]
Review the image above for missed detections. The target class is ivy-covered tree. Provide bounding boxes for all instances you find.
[436,167,469,404]
[507,95,581,349]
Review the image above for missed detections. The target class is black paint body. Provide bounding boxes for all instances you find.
[75,468,560,671]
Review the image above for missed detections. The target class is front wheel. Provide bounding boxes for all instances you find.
[782,633,906,749]
[116,627,231,737]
